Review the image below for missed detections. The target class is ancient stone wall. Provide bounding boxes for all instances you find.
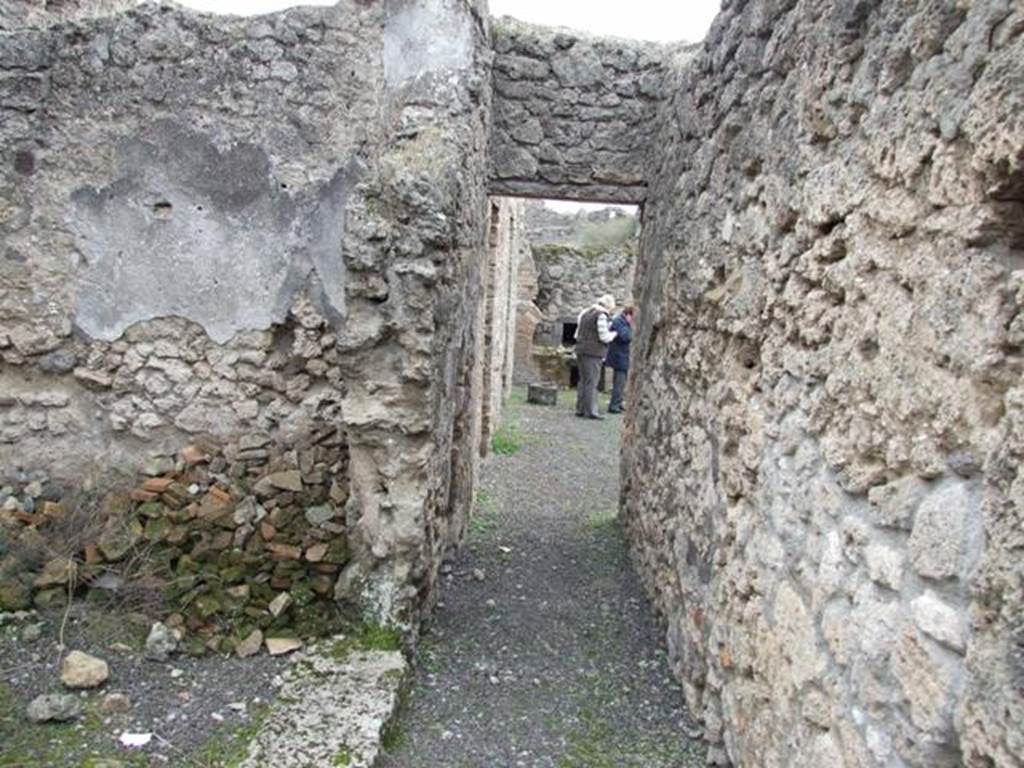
[0,0,495,630]
[529,205,637,335]
[0,0,135,30]
[489,17,671,204]
[623,1,1023,766]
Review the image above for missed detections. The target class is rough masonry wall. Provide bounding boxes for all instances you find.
[532,241,636,327]
[511,238,541,385]
[489,18,671,204]
[529,206,637,332]
[624,1,1023,766]
[0,0,493,629]
[0,0,135,30]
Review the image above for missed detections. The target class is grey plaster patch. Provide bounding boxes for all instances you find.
[308,168,353,327]
[240,639,407,768]
[383,0,474,87]
[68,121,349,343]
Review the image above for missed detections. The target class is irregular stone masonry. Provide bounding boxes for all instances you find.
[526,203,637,328]
[480,199,526,456]
[623,1,1023,767]
[531,241,636,329]
[0,0,135,29]
[1,429,352,653]
[511,220,543,385]
[0,2,1021,767]
[489,17,674,204]
[514,202,637,385]
[0,0,500,631]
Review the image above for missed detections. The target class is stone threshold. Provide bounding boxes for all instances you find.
[240,637,408,768]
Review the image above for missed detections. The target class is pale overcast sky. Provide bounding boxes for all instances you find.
[176,1,720,43]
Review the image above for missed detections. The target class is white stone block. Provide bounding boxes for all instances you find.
[864,543,904,591]
[911,592,966,653]
[908,482,971,581]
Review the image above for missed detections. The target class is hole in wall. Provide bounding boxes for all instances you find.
[560,321,578,346]
[152,200,173,219]
[14,150,35,176]
[822,236,848,263]
[858,338,880,361]
[817,217,844,237]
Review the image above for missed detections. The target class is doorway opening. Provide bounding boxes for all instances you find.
[498,198,640,393]
[560,321,578,346]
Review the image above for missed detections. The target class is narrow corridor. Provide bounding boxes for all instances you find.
[379,388,705,768]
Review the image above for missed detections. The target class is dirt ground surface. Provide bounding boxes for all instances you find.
[0,603,287,767]
[378,387,705,768]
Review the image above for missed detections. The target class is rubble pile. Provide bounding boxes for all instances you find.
[0,429,351,655]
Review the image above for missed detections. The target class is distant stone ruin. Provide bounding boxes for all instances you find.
[1,1,1021,766]
[513,202,637,387]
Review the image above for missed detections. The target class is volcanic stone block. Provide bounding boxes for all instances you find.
[527,383,558,406]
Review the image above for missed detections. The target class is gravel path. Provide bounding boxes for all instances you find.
[379,387,705,768]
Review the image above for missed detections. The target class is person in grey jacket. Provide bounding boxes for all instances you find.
[605,306,634,414]
[574,294,617,420]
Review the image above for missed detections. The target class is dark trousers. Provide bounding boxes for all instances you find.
[575,354,603,417]
[609,368,627,412]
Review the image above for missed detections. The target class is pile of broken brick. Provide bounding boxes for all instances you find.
[0,426,354,657]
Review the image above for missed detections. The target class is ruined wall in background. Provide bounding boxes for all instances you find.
[624,1,1023,766]
[489,18,671,204]
[0,0,494,630]
[528,204,637,336]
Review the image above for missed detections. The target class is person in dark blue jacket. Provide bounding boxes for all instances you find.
[605,306,634,414]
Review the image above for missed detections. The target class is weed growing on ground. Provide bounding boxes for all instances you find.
[469,489,498,538]
[184,703,270,768]
[329,623,403,661]
[491,421,523,454]
[554,677,704,768]
[587,507,618,531]
[0,680,148,768]
[507,388,527,406]
[419,646,442,675]
[355,624,403,652]
[475,488,495,512]
[381,720,406,752]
